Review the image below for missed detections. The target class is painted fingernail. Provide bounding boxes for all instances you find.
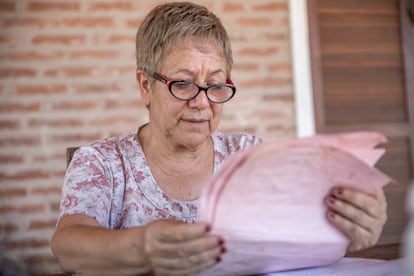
[216,256,222,263]
[336,188,343,196]
[205,225,211,232]
[328,196,336,204]
[328,211,336,219]
[218,238,225,245]
[221,246,227,254]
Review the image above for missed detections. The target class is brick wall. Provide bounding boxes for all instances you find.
[0,0,294,274]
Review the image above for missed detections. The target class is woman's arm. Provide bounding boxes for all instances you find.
[51,214,224,275]
[325,187,387,252]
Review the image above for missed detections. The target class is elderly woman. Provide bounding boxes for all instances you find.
[51,2,387,275]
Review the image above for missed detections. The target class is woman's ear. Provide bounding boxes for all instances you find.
[136,69,151,107]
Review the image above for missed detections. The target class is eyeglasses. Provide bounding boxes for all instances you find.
[149,71,236,104]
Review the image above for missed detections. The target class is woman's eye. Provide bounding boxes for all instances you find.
[174,82,193,90]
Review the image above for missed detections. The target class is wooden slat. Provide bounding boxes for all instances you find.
[318,3,407,126]
[400,0,414,175]
[346,243,401,260]
[308,0,414,250]
[66,147,79,167]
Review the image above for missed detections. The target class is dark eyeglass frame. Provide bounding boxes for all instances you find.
[149,71,236,104]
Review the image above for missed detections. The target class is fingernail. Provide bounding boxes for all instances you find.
[218,238,225,245]
[216,256,222,263]
[221,246,227,254]
[328,211,336,219]
[336,188,343,196]
[328,196,336,204]
[205,224,211,232]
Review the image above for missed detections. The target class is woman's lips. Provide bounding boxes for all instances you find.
[182,118,208,124]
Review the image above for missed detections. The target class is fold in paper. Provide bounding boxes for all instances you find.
[197,131,392,276]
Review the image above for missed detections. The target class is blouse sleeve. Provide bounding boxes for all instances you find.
[57,146,114,228]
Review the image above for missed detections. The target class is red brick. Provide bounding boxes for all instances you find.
[51,101,97,111]
[50,133,102,144]
[88,1,136,11]
[232,62,260,72]
[104,98,142,109]
[91,116,140,127]
[32,152,65,163]
[0,204,44,214]
[1,17,59,28]
[69,50,118,60]
[14,84,67,95]
[24,254,59,266]
[0,136,41,146]
[8,50,64,61]
[0,170,50,181]
[239,77,291,88]
[63,17,114,28]
[253,109,287,119]
[0,223,19,233]
[28,118,84,128]
[26,1,80,12]
[31,186,61,195]
[0,102,41,113]
[126,18,143,28]
[259,32,288,41]
[32,34,85,45]
[0,1,16,12]
[0,34,16,43]
[266,124,295,133]
[0,188,27,198]
[104,66,135,76]
[62,67,97,77]
[0,154,24,164]
[0,68,37,78]
[267,63,292,72]
[73,83,122,94]
[28,219,57,230]
[237,47,279,57]
[106,35,135,44]
[0,119,21,129]
[5,239,50,250]
[44,67,96,78]
[262,94,294,102]
[236,17,273,26]
[223,2,245,12]
[252,2,288,12]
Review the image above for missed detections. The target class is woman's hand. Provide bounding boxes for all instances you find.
[325,187,387,252]
[144,220,225,275]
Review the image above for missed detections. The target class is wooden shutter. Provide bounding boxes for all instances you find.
[308,0,414,258]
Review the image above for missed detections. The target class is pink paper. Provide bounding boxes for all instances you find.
[197,131,392,275]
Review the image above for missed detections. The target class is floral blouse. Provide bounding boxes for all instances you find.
[58,129,262,229]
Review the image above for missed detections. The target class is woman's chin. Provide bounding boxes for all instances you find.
[177,134,211,150]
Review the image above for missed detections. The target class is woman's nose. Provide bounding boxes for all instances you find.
[188,89,210,108]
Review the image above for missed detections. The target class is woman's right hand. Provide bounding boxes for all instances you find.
[144,220,225,275]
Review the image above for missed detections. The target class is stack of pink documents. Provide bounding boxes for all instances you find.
[197,131,392,275]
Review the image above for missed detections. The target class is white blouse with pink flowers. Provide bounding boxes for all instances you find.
[58,129,262,229]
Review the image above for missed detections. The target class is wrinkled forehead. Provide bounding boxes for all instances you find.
[158,37,227,72]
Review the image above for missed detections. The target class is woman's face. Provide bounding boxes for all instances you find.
[147,39,228,150]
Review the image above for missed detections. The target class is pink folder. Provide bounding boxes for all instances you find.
[197,131,392,275]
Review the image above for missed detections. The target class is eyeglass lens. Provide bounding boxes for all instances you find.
[170,81,234,103]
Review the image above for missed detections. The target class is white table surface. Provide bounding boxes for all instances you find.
[263,257,409,276]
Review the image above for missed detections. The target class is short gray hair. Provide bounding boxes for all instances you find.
[135,1,233,78]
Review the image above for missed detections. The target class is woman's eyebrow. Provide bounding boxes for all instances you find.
[209,69,225,77]
[171,68,225,77]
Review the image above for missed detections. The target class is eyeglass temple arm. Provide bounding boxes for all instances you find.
[150,72,167,84]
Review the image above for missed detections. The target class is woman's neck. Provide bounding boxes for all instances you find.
[137,124,214,200]
[138,124,213,171]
